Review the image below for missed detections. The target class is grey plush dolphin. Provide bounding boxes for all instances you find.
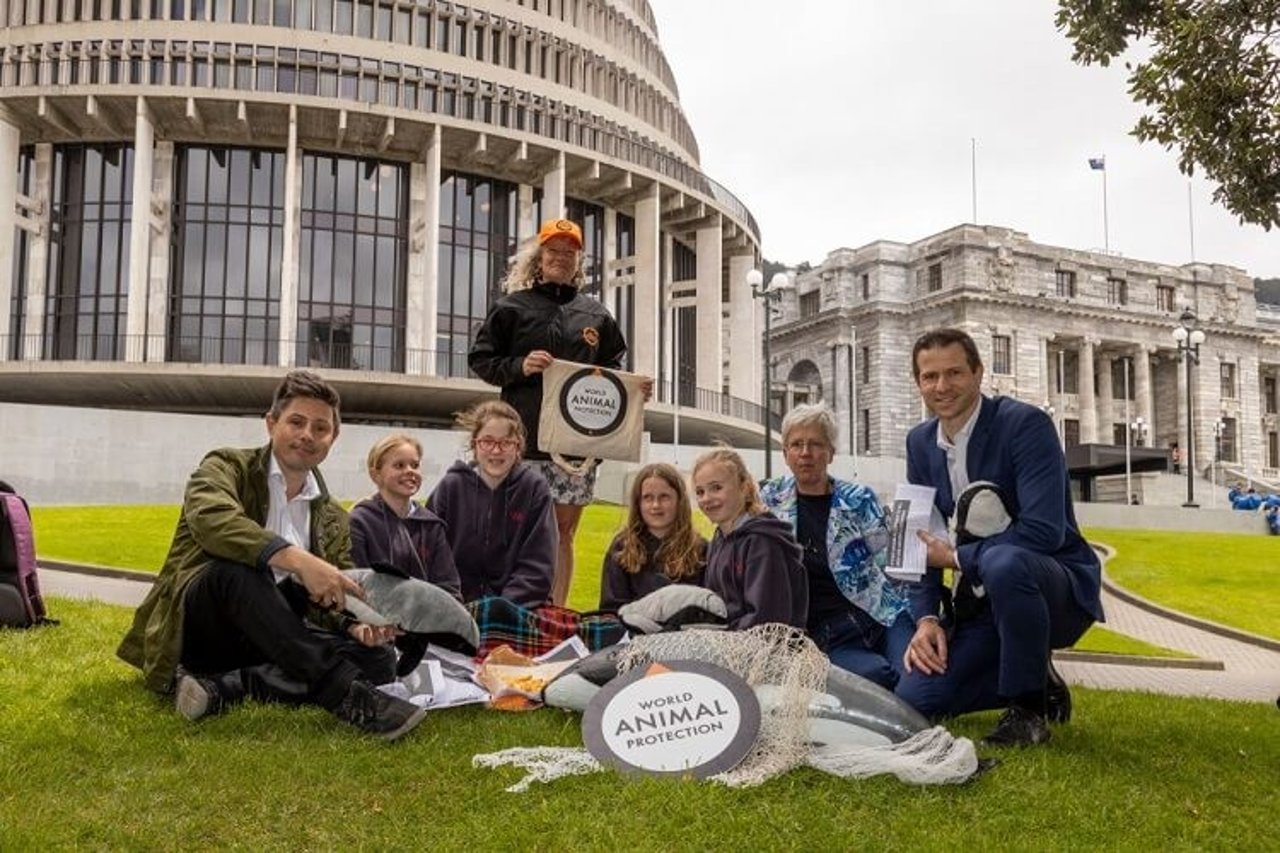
[343,567,480,675]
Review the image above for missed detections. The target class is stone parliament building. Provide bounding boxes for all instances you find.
[767,224,1280,489]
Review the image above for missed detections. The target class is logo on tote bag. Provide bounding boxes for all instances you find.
[558,367,627,437]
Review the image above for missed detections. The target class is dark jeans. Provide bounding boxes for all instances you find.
[811,608,914,690]
[895,544,1094,720]
[181,559,394,710]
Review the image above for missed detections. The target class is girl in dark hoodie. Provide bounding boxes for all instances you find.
[598,462,707,610]
[692,448,808,631]
[427,401,557,606]
[349,434,463,601]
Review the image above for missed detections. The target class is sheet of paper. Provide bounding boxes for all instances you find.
[883,483,940,582]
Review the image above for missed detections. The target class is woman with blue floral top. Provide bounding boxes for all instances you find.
[759,404,914,689]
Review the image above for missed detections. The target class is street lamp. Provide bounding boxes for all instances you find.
[747,269,791,479]
[1171,308,1205,508]
[1128,416,1148,504]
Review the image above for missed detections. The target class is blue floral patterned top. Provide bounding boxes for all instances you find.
[760,475,910,627]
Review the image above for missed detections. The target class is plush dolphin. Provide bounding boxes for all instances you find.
[542,641,930,749]
[343,567,480,675]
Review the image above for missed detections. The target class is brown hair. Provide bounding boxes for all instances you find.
[615,463,704,581]
[365,433,422,477]
[455,399,526,453]
[691,448,766,517]
[911,328,983,380]
[268,370,341,426]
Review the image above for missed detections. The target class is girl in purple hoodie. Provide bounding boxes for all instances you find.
[427,401,557,606]
[692,448,807,631]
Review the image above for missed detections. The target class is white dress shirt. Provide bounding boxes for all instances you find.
[265,453,321,583]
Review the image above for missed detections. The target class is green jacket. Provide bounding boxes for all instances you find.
[117,445,353,694]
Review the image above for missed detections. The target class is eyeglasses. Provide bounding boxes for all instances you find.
[785,439,830,454]
[475,437,520,452]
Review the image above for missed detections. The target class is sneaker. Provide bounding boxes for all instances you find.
[1046,660,1072,724]
[982,706,1051,747]
[175,669,225,721]
[333,680,426,741]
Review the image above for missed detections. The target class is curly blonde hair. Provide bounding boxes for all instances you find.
[692,448,766,517]
[501,237,586,293]
[615,463,705,581]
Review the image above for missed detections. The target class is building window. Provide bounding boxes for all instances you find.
[169,146,285,366]
[1113,424,1127,446]
[991,334,1012,375]
[8,146,35,359]
[1056,350,1079,394]
[927,262,941,292]
[1220,362,1236,399]
[298,153,408,373]
[858,408,869,455]
[564,196,604,297]
[1110,356,1135,399]
[860,272,869,300]
[1063,418,1080,448]
[799,290,820,318]
[1219,417,1237,463]
[612,211,635,371]
[1106,277,1127,305]
[436,169,519,378]
[1265,376,1277,414]
[859,344,869,384]
[1268,432,1278,469]
[1156,284,1175,312]
[1055,269,1076,298]
[44,144,134,361]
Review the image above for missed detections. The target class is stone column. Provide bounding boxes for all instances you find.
[541,151,565,220]
[145,140,174,362]
[601,204,617,307]
[124,97,154,362]
[0,115,19,360]
[1078,337,1097,444]
[727,253,755,401]
[1097,353,1114,443]
[516,183,536,242]
[21,143,52,361]
[631,182,659,381]
[405,125,440,375]
[694,215,722,395]
[277,104,301,368]
[1134,346,1153,445]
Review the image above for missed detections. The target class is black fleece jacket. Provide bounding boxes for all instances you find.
[704,512,808,631]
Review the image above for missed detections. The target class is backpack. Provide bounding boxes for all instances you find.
[0,481,56,628]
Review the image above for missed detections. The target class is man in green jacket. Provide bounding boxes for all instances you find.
[118,370,425,741]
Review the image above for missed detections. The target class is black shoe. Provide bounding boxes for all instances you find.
[1046,660,1072,724]
[333,680,426,741]
[175,668,228,721]
[982,706,1051,747]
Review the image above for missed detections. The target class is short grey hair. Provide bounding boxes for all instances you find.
[780,403,837,449]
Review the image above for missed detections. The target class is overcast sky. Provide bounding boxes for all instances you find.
[646,0,1277,279]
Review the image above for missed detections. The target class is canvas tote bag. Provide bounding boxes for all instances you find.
[537,359,646,471]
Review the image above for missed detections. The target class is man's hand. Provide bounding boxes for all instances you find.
[522,350,554,376]
[917,530,959,569]
[903,618,949,675]
[272,546,363,610]
[348,623,399,647]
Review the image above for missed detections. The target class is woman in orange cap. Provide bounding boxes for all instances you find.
[468,218,629,607]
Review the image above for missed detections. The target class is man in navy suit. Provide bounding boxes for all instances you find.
[895,329,1103,746]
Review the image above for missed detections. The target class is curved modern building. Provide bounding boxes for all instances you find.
[0,0,766,441]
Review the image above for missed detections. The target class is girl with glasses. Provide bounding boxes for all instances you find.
[427,400,556,606]
[599,463,707,610]
[349,434,462,601]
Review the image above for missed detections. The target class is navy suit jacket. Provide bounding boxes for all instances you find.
[905,395,1103,624]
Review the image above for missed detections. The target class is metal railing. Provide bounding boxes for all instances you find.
[0,333,772,426]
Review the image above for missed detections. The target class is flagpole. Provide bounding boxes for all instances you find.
[1102,163,1110,252]
[971,137,978,222]
[1187,180,1196,262]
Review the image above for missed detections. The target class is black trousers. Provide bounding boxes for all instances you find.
[181,559,395,710]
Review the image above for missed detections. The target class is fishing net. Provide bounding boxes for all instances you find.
[473,625,977,791]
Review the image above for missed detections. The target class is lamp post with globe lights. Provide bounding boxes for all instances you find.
[746,269,791,479]
[1172,308,1206,508]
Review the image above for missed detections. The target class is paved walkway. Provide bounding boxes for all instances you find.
[38,566,1280,704]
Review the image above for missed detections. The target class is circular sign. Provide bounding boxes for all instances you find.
[581,660,761,778]
[558,368,627,437]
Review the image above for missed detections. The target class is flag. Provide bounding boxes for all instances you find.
[1088,157,1106,171]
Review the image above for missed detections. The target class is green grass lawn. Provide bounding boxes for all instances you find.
[1070,625,1193,659]
[1,598,1276,850]
[1085,528,1279,641]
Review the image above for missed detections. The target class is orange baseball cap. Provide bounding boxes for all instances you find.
[537,218,584,249]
